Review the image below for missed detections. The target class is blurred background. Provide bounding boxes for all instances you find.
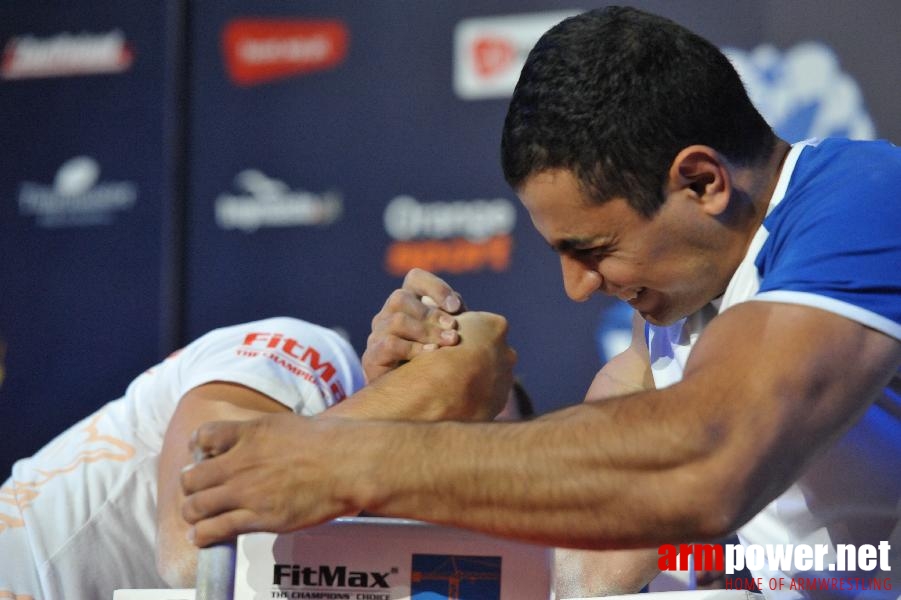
[2,0,899,477]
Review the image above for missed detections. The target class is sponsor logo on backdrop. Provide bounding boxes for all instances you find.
[2,30,133,80]
[453,10,579,100]
[726,42,875,142]
[222,19,349,86]
[383,194,516,277]
[215,169,343,232]
[18,156,138,228]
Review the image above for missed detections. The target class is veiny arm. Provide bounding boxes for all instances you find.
[354,301,900,546]
[182,301,900,549]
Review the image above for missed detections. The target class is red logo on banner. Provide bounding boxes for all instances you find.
[222,19,349,86]
[472,36,515,78]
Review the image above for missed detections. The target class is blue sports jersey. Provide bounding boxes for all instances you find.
[756,138,901,339]
[647,138,900,597]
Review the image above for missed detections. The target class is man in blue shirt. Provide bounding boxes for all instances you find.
[180,7,900,597]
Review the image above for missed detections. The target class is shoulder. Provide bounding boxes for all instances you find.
[780,138,901,215]
[755,139,901,337]
[763,138,901,252]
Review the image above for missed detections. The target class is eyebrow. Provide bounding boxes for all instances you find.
[551,235,614,253]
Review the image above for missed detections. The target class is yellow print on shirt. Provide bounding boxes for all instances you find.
[0,409,135,532]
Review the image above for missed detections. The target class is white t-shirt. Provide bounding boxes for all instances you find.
[648,139,901,598]
[0,317,364,600]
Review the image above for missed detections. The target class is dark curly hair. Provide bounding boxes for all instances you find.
[501,6,776,216]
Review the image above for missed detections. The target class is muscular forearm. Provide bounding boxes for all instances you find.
[332,386,739,549]
[183,302,901,553]
[182,378,737,550]
[326,326,512,423]
[323,358,473,422]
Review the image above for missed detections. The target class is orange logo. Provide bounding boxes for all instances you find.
[222,19,349,85]
[382,195,517,276]
[385,235,512,277]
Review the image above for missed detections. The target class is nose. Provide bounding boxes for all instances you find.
[560,255,603,302]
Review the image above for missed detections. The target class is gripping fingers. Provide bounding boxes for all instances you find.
[182,421,244,502]
[367,296,459,358]
[180,452,227,498]
[181,476,239,525]
[402,268,465,313]
[190,508,264,548]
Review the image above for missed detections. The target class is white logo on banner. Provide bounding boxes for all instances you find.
[215,169,343,232]
[725,42,876,142]
[383,195,516,241]
[18,156,138,228]
[453,10,579,100]
[2,30,134,80]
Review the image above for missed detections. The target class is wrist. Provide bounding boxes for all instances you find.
[327,420,394,515]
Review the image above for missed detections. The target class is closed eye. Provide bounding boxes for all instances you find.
[550,237,614,260]
[570,246,609,260]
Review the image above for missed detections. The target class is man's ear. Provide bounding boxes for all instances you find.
[667,145,731,216]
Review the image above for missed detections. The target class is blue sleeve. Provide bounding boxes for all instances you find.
[754,140,901,340]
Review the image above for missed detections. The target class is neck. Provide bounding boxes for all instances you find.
[713,138,792,299]
[726,138,791,248]
[745,137,792,225]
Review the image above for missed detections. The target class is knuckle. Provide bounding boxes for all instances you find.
[385,289,409,311]
[405,267,425,283]
[387,311,409,331]
[364,331,381,351]
[181,494,200,522]
[179,468,195,494]
[385,336,410,359]
[504,347,518,367]
[191,422,215,453]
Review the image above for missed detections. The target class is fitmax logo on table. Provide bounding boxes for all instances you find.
[272,563,395,596]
